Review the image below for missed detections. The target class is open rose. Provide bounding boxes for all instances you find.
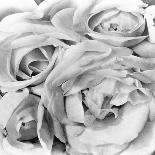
[37,0,148,47]
[0,0,85,92]
[85,0,148,47]
[0,89,66,155]
[44,40,155,155]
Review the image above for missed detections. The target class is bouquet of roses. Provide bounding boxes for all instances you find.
[1,0,155,154]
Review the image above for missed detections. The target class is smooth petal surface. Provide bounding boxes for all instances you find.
[2,138,48,155]
[120,121,155,155]
[0,0,37,21]
[65,93,84,123]
[91,0,147,14]
[133,41,155,58]
[0,32,17,82]
[0,89,29,129]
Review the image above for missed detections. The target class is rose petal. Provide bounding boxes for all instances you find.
[36,0,75,17]
[67,142,128,155]
[87,32,147,47]
[65,93,84,123]
[37,102,54,154]
[45,40,132,89]
[0,12,43,31]
[6,94,39,140]
[133,41,155,58]
[66,102,149,146]
[145,6,155,43]
[91,0,147,14]
[0,41,59,92]
[149,96,155,121]
[116,55,155,71]
[73,0,96,33]
[2,137,47,155]
[0,32,18,82]
[0,0,37,21]
[120,121,155,155]
[0,89,29,129]
[41,90,67,143]
[51,8,83,42]
[47,87,70,124]
[30,83,44,96]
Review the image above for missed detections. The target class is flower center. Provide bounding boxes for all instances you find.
[94,10,138,33]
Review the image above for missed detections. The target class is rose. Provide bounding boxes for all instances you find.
[85,0,148,47]
[0,89,66,155]
[44,40,155,155]
[0,0,77,92]
[36,0,148,47]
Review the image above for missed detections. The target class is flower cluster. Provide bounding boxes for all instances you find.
[0,0,155,155]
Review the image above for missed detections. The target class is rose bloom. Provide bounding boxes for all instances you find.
[84,0,148,47]
[0,89,66,155]
[35,0,149,47]
[0,0,83,93]
[44,40,155,155]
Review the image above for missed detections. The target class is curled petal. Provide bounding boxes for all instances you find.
[66,103,149,146]
[86,4,147,47]
[116,55,155,71]
[51,8,83,42]
[45,40,132,89]
[87,32,147,47]
[0,42,58,92]
[73,0,97,33]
